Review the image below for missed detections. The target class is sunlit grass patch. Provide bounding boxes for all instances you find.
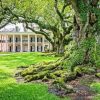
[0,81,70,100]
[0,83,70,100]
[91,82,100,93]
[0,52,58,68]
[90,82,100,100]
[0,52,70,100]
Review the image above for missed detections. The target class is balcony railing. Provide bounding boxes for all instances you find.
[22,40,28,42]
[30,40,35,42]
[0,40,6,43]
[7,40,46,43]
[8,40,20,43]
[8,40,13,43]
[15,40,20,42]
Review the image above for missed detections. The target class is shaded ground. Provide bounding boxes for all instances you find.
[15,67,100,100]
[67,75,97,100]
[48,74,100,100]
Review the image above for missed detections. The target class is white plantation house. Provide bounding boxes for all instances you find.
[0,23,52,52]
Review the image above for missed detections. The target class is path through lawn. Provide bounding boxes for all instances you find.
[0,52,70,100]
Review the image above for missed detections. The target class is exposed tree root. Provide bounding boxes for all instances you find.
[17,56,97,84]
[15,56,100,98]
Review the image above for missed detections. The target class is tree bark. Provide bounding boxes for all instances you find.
[71,0,99,65]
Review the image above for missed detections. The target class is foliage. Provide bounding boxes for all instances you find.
[95,73,100,78]
[95,42,100,67]
[77,0,89,22]
[0,0,74,54]
[62,37,99,71]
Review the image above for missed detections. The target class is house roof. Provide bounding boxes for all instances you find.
[0,32,40,35]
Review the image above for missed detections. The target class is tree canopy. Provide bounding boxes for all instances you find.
[0,0,73,54]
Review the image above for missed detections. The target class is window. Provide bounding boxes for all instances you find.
[15,46,20,52]
[41,38,42,42]
[16,46,18,52]
[16,38,18,42]
[30,37,35,42]
[44,45,48,49]
[9,46,12,52]
[23,37,28,42]
[9,37,12,42]
[30,46,35,52]
[37,46,42,52]
[37,37,42,42]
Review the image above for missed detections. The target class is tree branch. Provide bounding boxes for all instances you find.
[0,16,14,29]
[54,0,63,21]
[25,22,54,44]
[65,25,73,35]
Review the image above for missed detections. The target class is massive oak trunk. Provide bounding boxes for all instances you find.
[71,0,100,65]
[52,34,66,55]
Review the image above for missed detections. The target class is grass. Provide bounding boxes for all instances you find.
[91,83,100,100]
[0,52,100,100]
[0,52,58,68]
[0,83,70,100]
[0,52,70,100]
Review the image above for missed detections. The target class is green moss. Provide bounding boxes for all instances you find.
[25,71,49,82]
[21,67,37,76]
[95,73,100,78]
[53,70,66,77]
[49,73,57,79]
[74,65,96,75]
[74,66,82,75]
[65,72,76,82]
[82,67,96,75]
[42,76,49,82]
[53,77,65,84]
[24,75,33,82]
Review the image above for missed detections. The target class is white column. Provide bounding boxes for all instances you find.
[7,35,9,52]
[5,34,8,52]
[2,35,3,52]
[20,34,23,52]
[3,35,5,52]
[13,34,15,52]
[42,36,45,52]
[35,35,37,52]
[6,35,8,52]
[0,35,2,52]
[28,34,30,52]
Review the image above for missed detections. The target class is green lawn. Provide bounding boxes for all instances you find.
[0,52,70,100]
[0,52,58,68]
[91,83,100,100]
